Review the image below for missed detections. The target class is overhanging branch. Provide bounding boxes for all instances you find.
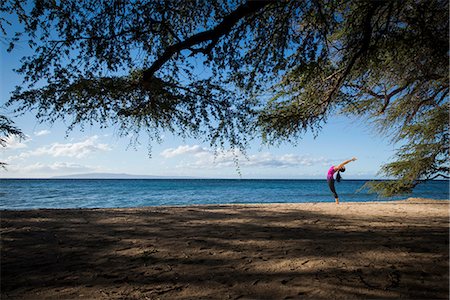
[142,0,272,85]
[321,2,382,111]
[428,173,450,180]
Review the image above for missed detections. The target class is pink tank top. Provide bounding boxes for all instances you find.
[327,166,335,180]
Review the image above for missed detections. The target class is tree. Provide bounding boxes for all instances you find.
[0,115,25,169]
[1,0,448,195]
[258,0,449,195]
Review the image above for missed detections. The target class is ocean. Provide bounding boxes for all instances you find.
[0,179,448,210]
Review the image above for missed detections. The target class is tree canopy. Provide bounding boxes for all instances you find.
[0,115,25,169]
[2,0,448,195]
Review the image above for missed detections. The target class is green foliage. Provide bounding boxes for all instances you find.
[2,0,284,152]
[2,0,448,195]
[366,105,449,196]
[0,115,26,169]
[261,0,449,195]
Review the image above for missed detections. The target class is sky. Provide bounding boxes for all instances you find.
[0,11,397,179]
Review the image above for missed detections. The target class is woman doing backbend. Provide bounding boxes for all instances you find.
[327,157,357,204]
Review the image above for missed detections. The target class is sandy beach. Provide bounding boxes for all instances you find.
[1,198,448,299]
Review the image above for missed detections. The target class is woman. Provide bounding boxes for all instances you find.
[327,157,357,204]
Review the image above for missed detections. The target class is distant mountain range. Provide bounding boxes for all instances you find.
[52,173,194,179]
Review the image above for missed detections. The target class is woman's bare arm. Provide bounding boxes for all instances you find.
[335,157,357,171]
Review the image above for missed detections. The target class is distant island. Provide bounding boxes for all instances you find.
[51,173,195,179]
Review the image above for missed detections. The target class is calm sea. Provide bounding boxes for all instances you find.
[0,179,448,210]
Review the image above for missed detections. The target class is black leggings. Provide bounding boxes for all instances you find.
[327,178,338,198]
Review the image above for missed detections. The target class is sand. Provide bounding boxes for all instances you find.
[1,198,449,299]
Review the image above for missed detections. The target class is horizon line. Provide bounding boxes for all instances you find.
[2,177,440,181]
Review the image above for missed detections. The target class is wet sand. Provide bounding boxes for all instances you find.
[1,198,449,299]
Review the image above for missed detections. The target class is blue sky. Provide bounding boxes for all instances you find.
[0,16,397,179]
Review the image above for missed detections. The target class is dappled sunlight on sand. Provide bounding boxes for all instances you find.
[1,198,448,299]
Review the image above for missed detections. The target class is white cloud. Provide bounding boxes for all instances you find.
[160,145,211,158]
[2,161,101,177]
[19,162,94,173]
[219,152,331,169]
[161,144,332,169]
[7,136,111,160]
[34,129,51,136]
[2,135,29,149]
[43,136,110,158]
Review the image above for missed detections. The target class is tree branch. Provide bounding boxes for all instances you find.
[428,173,450,180]
[347,83,384,99]
[142,0,272,85]
[347,82,410,114]
[406,86,449,123]
[321,2,382,111]
[379,84,410,113]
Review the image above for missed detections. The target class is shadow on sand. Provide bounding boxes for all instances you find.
[1,203,449,299]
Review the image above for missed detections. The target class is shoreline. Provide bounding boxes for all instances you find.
[1,198,449,299]
[1,197,448,212]
[0,197,450,213]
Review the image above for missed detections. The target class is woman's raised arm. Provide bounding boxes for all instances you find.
[335,157,357,171]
